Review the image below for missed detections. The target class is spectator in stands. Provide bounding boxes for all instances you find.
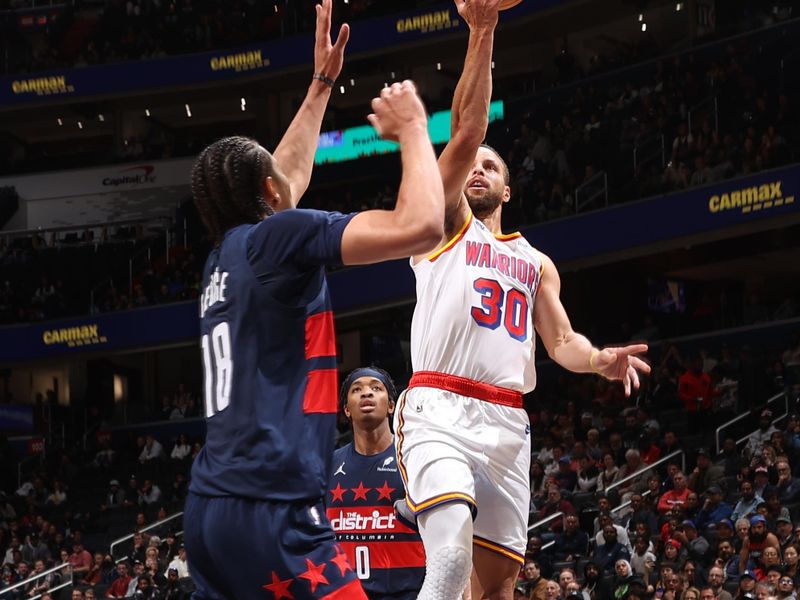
[165,545,188,579]
[776,459,800,504]
[679,355,717,432]
[696,485,733,531]
[707,566,733,600]
[135,573,160,599]
[93,441,116,469]
[716,538,740,583]
[82,551,107,586]
[161,567,187,600]
[139,435,164,463]
[130,532,147,565]
[783,545,800,585]
[127,560,146,596]
[106,561,131,598]
[537,485,575,532]
[598,453,620,492]
[739,515,780,574]
[596,511,633,552]
[732,481,764,523]
[545,579,562,600]
[616,449,650,501]
[690,449,725,495]
[101,480,125,512]
[555,457,578,492]
[28,558,56,597]
[611,559,645,599]
[526,536,552,579]
[138,480,162,507]
[595,525,631,573]
[552,513,590,561]
[658,471,691,515]
[577,455,600,493]
[673,520,711,565]
[170,435,191,461]
[745,411,779,460]
[69,541,92,581]
[630,535,656,578]
[624,493,659,535]
[123,476,140,508]
[22,532,50,563]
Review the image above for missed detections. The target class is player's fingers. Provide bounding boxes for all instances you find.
[314,3,325,40]
[624,343,649,355]
[623,372,631,397]
[380,85,393,99]
[371,96,384,112]
[401,79,417,93]
[630,356,652,374]
[367,114,383,135]
[333,23,350,52]
[324,0,332,34]
[630,366,640,390]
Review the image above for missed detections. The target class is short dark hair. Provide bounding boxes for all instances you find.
[479,143,510,185]
[191,136,275,244]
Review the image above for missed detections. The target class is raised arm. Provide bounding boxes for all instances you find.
[435,0,501,237]
[272,0,349,207]
[533,253,651,396]
[340,82,444,265]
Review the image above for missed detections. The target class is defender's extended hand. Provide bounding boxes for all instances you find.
[591,344,651,397]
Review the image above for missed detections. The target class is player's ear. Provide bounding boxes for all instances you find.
[343,403,351,420]
[502,184,511,204]
[387,399,395,416]
[263,177,282,212]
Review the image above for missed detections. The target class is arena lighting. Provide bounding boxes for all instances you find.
[390,71,395,78]
[98,114,105,122]
[339,85,345,94]
[185,103,192,117]
[638,13,644,21]
[676,2,683,10]
[57,117,63,126]
[641,22,647,31]
[350,78,355,86]
[491,61,496,69]
[436,62,442,70]
[77,121,83,129]
[144,108,150,117]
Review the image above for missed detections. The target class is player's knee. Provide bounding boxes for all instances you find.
[418,501,473,553]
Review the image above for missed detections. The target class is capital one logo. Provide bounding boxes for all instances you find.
[102,165,156,187]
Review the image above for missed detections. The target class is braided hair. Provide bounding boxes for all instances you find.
[191,136,275,244]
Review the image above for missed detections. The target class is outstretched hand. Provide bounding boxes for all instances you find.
[314,0,350,82]
[591,344,651,397]
[455,0,502,30]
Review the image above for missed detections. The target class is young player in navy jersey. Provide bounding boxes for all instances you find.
[182,1,446,597]
[327,367,425,600]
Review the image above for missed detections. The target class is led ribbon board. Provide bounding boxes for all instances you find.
[315,100,504,165]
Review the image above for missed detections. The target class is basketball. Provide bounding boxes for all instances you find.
[499,0,524,10]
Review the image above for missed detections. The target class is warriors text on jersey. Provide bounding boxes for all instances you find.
[327,442,425,597]
[410,212,544,392]
[190,209,354,501]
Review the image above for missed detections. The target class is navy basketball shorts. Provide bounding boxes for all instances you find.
[184,493,367,599]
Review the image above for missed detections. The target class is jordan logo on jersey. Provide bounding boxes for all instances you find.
[377,456,397,472]
[334,462,346,476]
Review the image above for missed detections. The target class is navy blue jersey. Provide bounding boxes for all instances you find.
[190,209,354,502]
[326,442,425,598]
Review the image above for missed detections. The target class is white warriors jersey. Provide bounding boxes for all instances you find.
[410,212,544,393]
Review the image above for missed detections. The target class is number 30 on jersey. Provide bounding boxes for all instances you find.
[470,277,529,341]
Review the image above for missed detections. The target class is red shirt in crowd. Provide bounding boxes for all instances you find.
[678,369,715,412]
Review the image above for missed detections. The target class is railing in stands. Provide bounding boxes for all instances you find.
[633,134,666,172]
[714,391,788,454]
[0,562,72,599]
[110,511,184,561]
[605,449,685,495]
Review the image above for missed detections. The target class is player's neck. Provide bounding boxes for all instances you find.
[352,424,393,456]
[479,208,503,235]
